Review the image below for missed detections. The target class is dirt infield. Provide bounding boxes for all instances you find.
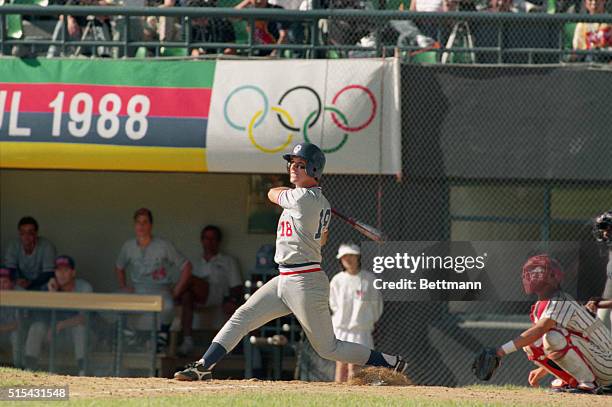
[0,368,607,406]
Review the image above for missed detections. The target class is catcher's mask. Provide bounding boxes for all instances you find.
[522,254,563,295]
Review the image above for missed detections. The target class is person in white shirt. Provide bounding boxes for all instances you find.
[330,243,383,382]
[177,225,243,356]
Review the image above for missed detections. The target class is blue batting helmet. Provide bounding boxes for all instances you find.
[283,143,326,180]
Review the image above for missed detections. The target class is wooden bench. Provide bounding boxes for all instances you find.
[0,290,162,377]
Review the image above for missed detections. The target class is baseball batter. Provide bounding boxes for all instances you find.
[175,142,407,381]
[493,255,612,394]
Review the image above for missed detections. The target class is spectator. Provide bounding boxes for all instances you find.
[3,216,56,291]
[411,0,446,11]
[113,0,148,58]
[115,208,192,352]
[177,225,242,356]
[235,0,291,57]
[47,0,113,58]
[23,255,92,375]
[186,0,237,56]
[486,0,516,11]
[146,0,182,43]
[573,0,612,62]
[329,244,383,382]
[0,266,20,368]
[268,0,306,56]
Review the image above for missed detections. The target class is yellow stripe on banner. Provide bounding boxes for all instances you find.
[0,142,207,172]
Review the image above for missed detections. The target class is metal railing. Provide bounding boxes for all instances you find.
[1,5,612,63]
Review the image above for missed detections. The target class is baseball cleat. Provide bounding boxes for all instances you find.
[565,382,597,394]
[393,356,408,375]
[597,384,612,394]
[550,378,570,393]
[174,361,212,381]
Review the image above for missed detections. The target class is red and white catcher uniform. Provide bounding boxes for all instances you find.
[524,291,612,389]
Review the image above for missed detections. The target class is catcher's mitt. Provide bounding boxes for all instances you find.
[472,347,501,381]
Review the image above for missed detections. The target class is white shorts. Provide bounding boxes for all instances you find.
[333,328,374,349]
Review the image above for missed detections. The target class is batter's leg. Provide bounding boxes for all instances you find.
[174,276,291,380]
[281,272,406,371]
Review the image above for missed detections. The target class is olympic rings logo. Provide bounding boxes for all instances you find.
[222,84,377,154]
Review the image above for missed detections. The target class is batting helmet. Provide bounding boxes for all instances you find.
[592,210,612,246]
[283,143,326,180]
[521,254,564,295]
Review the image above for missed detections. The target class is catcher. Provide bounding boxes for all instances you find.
[473,254,612,394]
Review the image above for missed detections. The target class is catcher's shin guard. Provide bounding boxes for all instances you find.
[524,338,578,388]
[543,330,596,389]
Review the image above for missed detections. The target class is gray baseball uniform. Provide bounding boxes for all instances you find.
[213,186,372,366]
[116,237,188,324]
[3,237,56,287]
[25,279,92,361]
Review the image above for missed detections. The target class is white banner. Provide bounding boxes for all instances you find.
[206,59,401,175]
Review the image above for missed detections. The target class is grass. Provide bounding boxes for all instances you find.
[0,367,569,407]
[0,392,534,407]
[0,366,48,387]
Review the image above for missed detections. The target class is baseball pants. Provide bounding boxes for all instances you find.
[213,271,372,366]
[25,321,86,360]
[571,333,612,385]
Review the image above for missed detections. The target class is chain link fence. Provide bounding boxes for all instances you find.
[294,62,612,385]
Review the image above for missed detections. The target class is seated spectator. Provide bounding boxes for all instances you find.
[177,225,242,356]
[318,0,372,51]
[47,0,113,58]
[235,0,290,57]
[145,0,182,43]
[115,208,192,353]
[411,0,447,11]
[23,255,92,375]
[186,0,237,56]
[268,0,306,56]
[573,0,612,62]
[3,217,56,291]
[0,266,20,368]
[485,0,516,11]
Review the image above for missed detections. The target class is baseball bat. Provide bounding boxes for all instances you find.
[331,208,386,242]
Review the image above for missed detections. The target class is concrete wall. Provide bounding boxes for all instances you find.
[0,169,276,293]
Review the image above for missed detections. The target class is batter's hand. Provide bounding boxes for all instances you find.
[528,367,547,387]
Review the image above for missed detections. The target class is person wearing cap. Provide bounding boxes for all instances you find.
[177,225,242,356]
[0,266,20,367]
[23,255,92,375]
[3,216,57,290]
[329,243,384,382]
[115,208,192,353]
